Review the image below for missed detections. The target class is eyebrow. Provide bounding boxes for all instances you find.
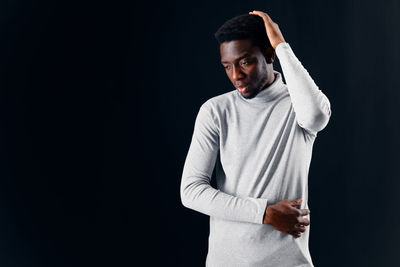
[221,53,251,64]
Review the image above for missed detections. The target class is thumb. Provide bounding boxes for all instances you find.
[290,198,302,206]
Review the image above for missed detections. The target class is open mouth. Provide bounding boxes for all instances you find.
[238,86,248,93]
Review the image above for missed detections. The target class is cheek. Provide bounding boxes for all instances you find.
[255,64,268,80]
[257,61,267,73]
[249,68,263,83]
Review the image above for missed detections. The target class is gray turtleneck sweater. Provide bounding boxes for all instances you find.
[180,42,331,267]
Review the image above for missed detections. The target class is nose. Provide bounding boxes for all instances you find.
[232,65,245,81]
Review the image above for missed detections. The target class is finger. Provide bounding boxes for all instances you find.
[249,10,273,22]
[290,198,302,207]
[289,230,301,238]
[294,224,306,233]
[298,218,310,226]
[249,10,268,17]
[298,209,310,216]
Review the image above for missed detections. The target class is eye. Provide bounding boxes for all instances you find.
[240,61,248,66]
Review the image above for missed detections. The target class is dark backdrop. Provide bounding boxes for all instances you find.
[1,0,399,266]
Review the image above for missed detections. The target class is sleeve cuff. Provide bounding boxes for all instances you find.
[275,41,294,56]
[253,197,268,224]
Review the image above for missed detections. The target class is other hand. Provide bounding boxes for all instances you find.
[249,10,285,50]
[263,198,310,238]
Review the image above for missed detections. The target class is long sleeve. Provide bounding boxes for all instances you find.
[180,102,268,224]
[275,42,332,134]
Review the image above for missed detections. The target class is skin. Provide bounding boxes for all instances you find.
[263,198,310,238]
[220,39,275,99]
[220,10,311,238]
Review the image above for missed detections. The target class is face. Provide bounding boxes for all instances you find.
[220,39,275,99]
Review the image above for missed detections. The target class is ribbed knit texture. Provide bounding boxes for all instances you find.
[180,42,331,267]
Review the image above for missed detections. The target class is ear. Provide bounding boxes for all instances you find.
[263,46,275,64]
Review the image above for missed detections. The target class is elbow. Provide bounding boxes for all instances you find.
[298,107,332,133]
[180,182,189,208]
[180,175,210,210]
[313,95,332,131]
[306,92,332,132]
[311,109,331,132]
[180,185,190,209]
[180,179,195,209]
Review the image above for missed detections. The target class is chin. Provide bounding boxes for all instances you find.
[242,92,256,99]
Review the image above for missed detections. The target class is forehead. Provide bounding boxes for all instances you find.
[220,39,260,63]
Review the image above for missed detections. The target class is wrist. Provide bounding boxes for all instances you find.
[263,206,271,224]
[273,40,286,50]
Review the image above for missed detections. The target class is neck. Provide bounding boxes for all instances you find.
[259,70,277,93]
[235,70,285,104]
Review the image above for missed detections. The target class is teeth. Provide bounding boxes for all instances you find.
[239,86,247,93]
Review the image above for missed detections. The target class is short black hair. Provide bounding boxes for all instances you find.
[214,14,271,53]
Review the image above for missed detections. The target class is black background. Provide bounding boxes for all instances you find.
[1,0,399,266]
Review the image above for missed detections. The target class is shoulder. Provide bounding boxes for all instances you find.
[200,90,236,114]
[194,90,235,131]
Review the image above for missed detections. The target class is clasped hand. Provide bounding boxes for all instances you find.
[263,198,310,238]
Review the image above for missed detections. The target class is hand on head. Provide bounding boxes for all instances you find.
[249,10,286,50]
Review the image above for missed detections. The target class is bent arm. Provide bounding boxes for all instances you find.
[275,42,332,134]
[180,103,268,224]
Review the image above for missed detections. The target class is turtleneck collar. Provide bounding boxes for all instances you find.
[235,70,286,104]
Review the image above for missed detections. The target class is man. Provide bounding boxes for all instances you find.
[180,10,331,267]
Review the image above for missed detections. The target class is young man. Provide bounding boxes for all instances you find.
[180,10,331,267]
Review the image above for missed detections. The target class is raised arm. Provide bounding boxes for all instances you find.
[180,102,268,224]
[249,10,331,134]
[275,42,331,134]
